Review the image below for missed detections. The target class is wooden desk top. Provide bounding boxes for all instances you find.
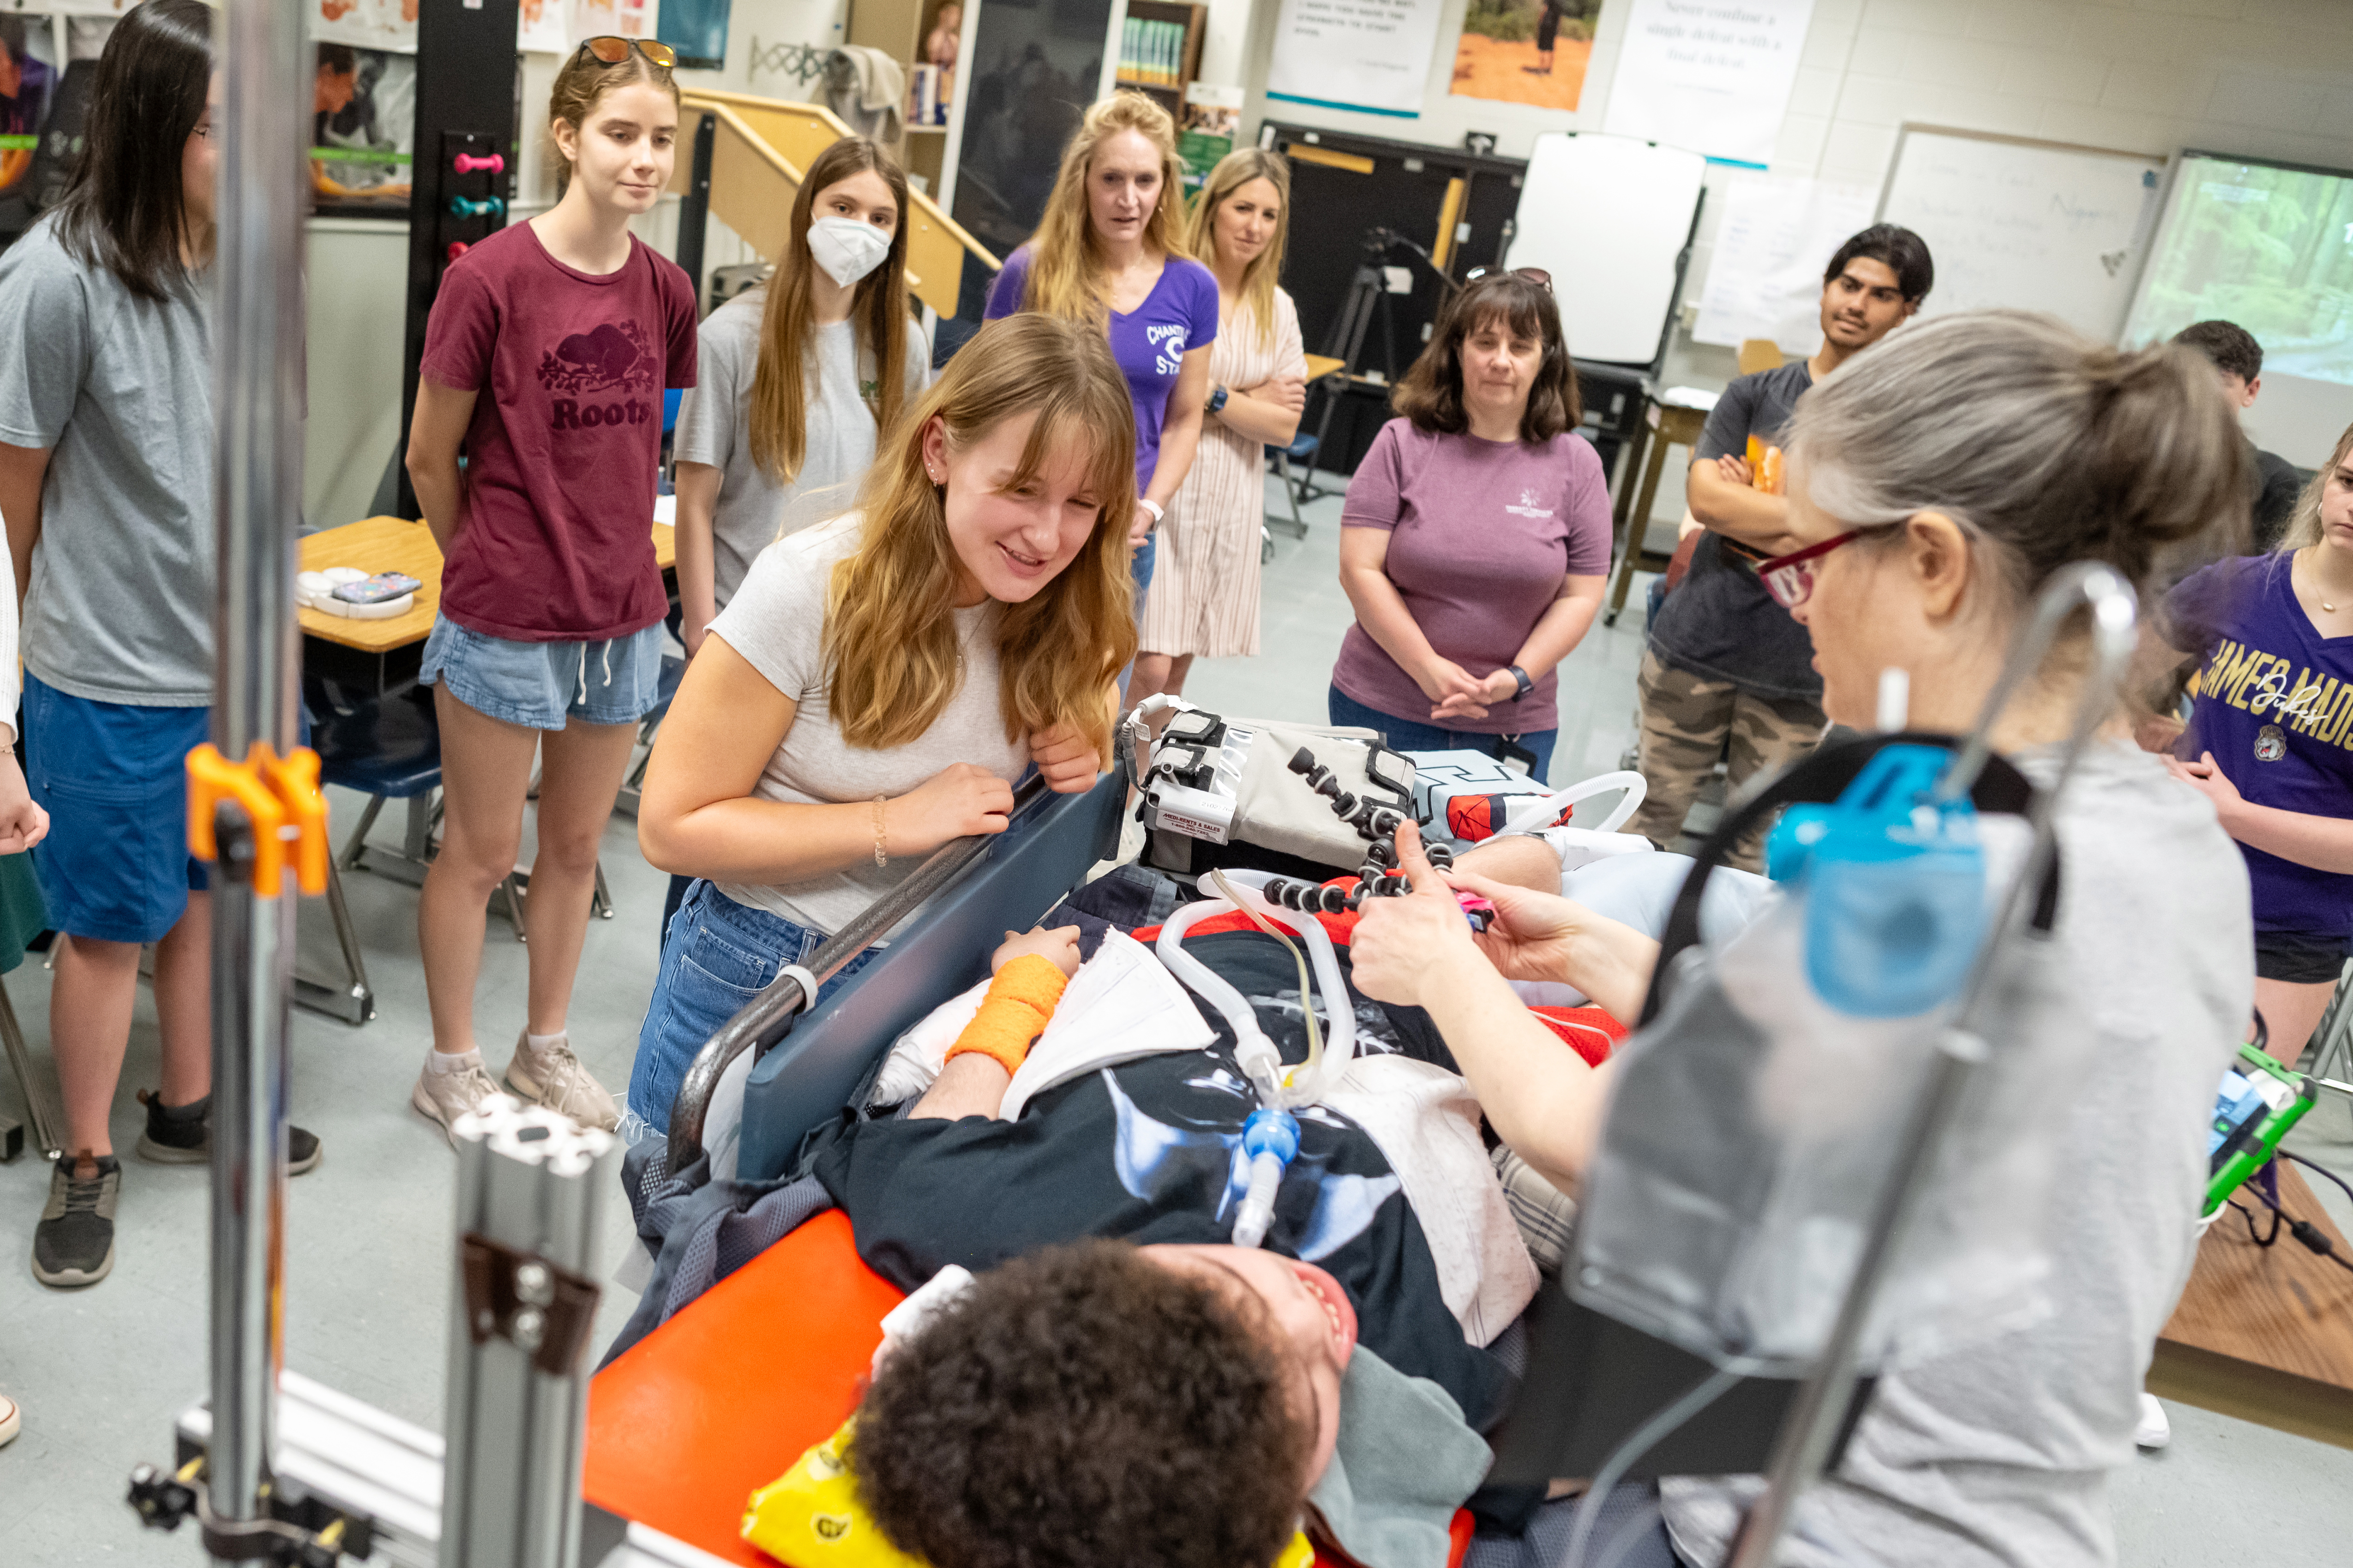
[1304,353,1345,383]
[2151,1161,2353,1449]
[297,515,677,654]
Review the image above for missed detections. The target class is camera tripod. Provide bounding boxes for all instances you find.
[1293,227,1452,507]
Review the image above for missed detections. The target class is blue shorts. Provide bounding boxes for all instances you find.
[624,880,878,1144]
[23,675,305,945]
[421,615,668,731]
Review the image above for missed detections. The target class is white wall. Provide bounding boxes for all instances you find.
[1232,0,2353,526]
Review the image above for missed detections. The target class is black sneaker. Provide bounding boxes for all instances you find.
[135,1091,323,1176]
[33,1152,120,1288]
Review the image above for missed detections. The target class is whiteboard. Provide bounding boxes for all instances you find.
[1694,174,1881,354]
[1505,132,1708,366]
[1876,125,2167,342]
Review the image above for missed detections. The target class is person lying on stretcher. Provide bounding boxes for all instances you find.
[809,862,1585,1568]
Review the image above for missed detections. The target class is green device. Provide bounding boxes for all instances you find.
[2203,1041,2318,1218]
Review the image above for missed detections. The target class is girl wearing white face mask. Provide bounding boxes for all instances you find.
[672,137,928,667]
[665,137,929,942]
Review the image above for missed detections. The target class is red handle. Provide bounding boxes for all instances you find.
[446,241,470,262]
[453,152,505,174]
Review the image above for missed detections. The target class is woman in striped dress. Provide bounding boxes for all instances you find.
[1131,150,1308,702]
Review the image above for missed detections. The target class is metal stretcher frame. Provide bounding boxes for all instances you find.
[667,767,1129,1180]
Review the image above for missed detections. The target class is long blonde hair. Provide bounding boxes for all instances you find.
[1184,149,1289,352]
[826,315,1139,756]
[1020,92,1189,326]
[749,138,913,483]
[2277,422,2353,553]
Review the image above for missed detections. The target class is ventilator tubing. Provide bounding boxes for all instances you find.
[1152,870,1357,1110]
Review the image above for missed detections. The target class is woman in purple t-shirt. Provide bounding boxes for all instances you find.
[2158,420,2353,1065]
[1328,272,1611,782]
[983,91,1216,597]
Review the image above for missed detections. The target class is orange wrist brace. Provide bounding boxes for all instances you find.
[944,953,1070,1077]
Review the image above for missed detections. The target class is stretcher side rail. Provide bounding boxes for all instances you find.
[668,770,1127,1175]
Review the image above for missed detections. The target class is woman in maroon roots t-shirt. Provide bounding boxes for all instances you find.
[402,39,696,1144]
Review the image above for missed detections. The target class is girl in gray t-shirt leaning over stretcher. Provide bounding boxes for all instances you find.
[624,314,1141,1145]
[1354,311,2256,1568]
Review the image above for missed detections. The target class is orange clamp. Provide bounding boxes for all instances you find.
[186,742,331,897]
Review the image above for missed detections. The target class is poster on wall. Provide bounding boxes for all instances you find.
[1693,173,1876,352]
[1264,0,1445,119]
[570,0,660,47]
[314,0,418,55]
[312,45,414,217]
[1451,0,1602,113]
[1178,82,1239,187]
[518,0,568,54]
[0,15,55,208]
[1603,0,1815,168]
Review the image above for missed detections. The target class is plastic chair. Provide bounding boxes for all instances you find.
[613,653,688,820]
[1267,432,1317,540]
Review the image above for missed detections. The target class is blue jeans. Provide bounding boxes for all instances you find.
[1326,684,1557,783]
[625,880,879,1143]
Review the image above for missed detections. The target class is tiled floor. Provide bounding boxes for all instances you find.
[1,472,2349,1563]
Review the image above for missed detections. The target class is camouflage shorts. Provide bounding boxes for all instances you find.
[1627,649,1826,872]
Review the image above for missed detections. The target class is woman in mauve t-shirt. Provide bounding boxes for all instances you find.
[2158,419,2353,1065]
[1329,272,1612,782]
[403,40,697,1143]
[983,90,1216,601]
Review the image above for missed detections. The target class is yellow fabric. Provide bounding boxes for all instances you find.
[742,1417,928,1568]
[942,952,1069,1076]
[1274,1530,1318,1568]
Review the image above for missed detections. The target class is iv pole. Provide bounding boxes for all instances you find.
[202,0,311,1552]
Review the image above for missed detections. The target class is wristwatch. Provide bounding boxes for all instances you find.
[1508,665,1534,701]
[1207,385,1230,416]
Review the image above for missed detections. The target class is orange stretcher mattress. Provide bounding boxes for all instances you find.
[585,1208,1476,1568]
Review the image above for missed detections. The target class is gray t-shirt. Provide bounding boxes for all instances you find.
[1649,361,1818,702]
[671,289,930,610]
[0,215,214,706]
[1659,744,2251,1568]
[707,514,1027,933]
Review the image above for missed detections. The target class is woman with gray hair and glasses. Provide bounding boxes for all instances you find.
[1352,310,2254,1568]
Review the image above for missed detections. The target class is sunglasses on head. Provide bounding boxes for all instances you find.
[576,35,677,69]
[1463,265,1552,291]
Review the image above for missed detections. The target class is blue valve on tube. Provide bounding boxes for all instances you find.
[1231,1107,1300,1250]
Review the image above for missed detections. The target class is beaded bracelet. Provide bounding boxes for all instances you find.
[871,795,888,868]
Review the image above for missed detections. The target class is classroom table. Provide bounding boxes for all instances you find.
[2149,1161,2353,1449]
[1603,395,1711,628]
[299,515,677,696]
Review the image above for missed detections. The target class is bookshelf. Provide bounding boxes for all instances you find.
[1115,0,1206,112]
[846,0,962,196]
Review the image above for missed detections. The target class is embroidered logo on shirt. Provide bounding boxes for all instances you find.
[1148,323,1189,375]
[1503,487,1555,519]
[537,321,656,395]
[2256,724,2288,762]
[537,321,658,431]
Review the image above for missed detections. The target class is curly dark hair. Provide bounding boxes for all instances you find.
[2173,319,2263,384]
[1392,271,1580,443]
[852,1240,1315,1568]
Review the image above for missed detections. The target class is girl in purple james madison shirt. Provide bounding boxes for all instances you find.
[2160,421,2353,1065]
[1329,273,1612,783]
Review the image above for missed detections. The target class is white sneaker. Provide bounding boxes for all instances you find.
[504,1031,619,1132]
[411,1053,503,1148]
[2135,1392,2171,1449]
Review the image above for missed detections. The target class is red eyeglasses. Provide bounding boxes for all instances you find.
[1757,529,1888,609]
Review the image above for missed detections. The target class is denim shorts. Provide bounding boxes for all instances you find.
[23,675,307,944]
[420,615,668,731]
[624,880,879,1144]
